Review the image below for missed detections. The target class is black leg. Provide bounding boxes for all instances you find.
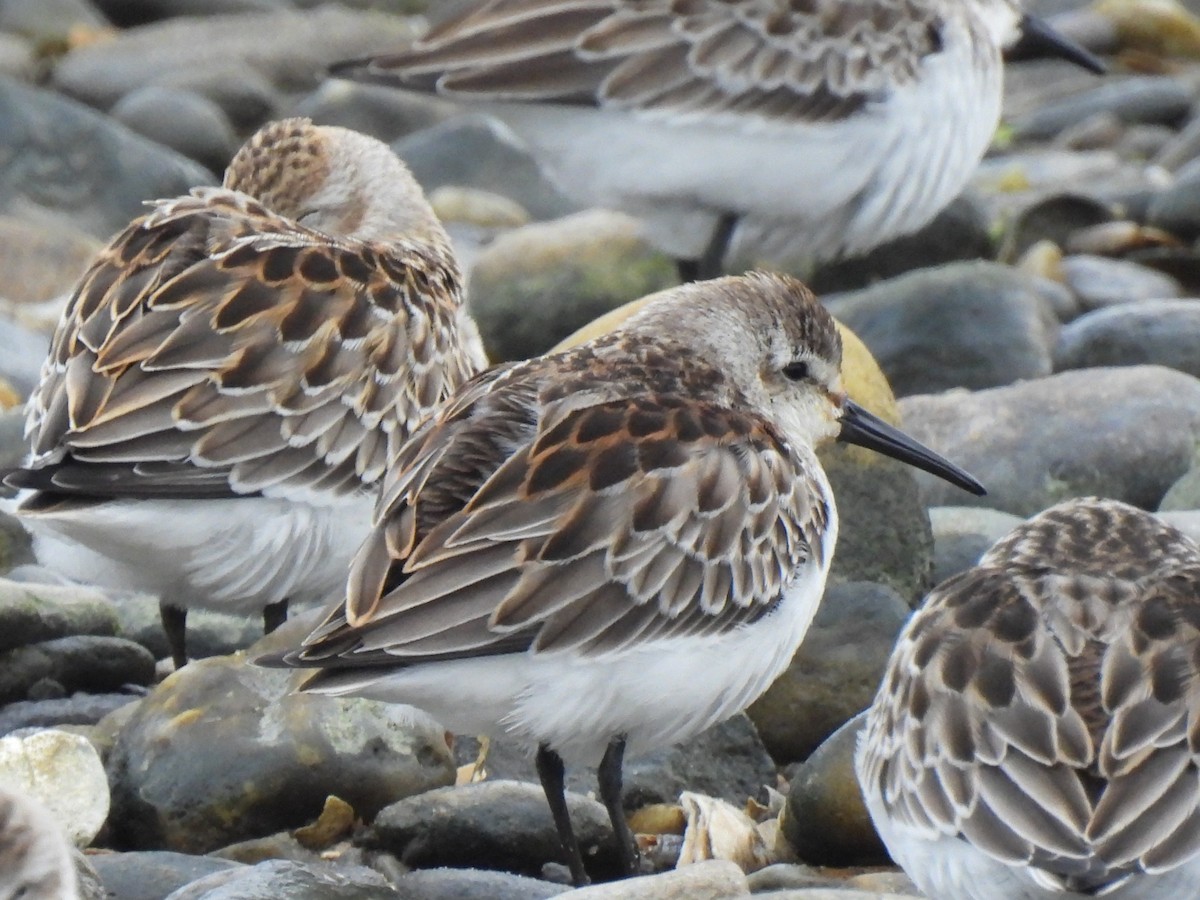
[536,743,589,886]
[598,735,639,878]
[159,601,188,670]
[263,598,288,634]
[676,211,739,283]
[675,257,700,283]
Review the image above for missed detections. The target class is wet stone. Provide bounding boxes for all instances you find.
[0,728,110,848]
[747,583,909,764]
[0,692,139,738]
[929,507,1025,586]
[161,859,396,899]
[0,79,214,241]
[105,654,455,854]
[565,860,749,898]
[0,635,154,705]
[51,7,419,108]
[899,365,1200,515]
[89,850,244,900]
[390,867,570,900]
[1054,300,1200,376]
[1011,75,1193,141]
[782,713,887,867]
[1148,157,1200,242]
[363,780,623,882]
[0,577,118,653]
[455,713,776,814]
[825,262,1059,397]
[0,215,102,305]
[111,86,239,176]
[1059,256,1183,312]
[395,114,579,222]
[467,209,678,362]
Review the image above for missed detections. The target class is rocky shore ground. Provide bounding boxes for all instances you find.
[0,0,1199,897]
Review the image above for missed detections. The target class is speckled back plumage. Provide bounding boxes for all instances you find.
[858,497,1200,898]
[287,272,836,671]
[17,118,485,505]
[346,0,1010,125]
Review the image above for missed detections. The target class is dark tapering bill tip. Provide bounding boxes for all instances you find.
[837,400,986,496]
[1009,14,1107,74]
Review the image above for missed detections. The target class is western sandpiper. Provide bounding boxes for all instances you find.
[331,0,1103,278]
[266,271,984,884]
[4,118,487,669]
[857,497,1200,899]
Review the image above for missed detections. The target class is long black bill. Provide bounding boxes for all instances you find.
[1008,14,1107,74]
[838,400,986,496]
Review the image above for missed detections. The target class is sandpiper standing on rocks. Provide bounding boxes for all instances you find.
[4,118,487,669]
[267,271,985,884]
[858,497,1200,900]
[331,0,1104,278]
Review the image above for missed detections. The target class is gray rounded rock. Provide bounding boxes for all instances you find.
[1059,256,1183,312]
[824,262,1059,397]
[294,80,455,145]
[467,210,678,362]
[0,577,118,654]
[0,80,214,241]
[163,859,395,900]
[1001,193,1115,263]
[0,0,110,43]
[0,215,101,305]
[392,867,569,900]
[819,446,934,602]
[782,712,888,867]
[106,655,456,853]
[928,506,1025,585]
[111,86,238,175]
[92,0,284,27]
[564,860,748,898]
[90,851,244,900]
[1012,75,1192,141]
[52,8,420,109]
[898,366,1200,515]
[1148,158,1200,242]
[395,114,578,221]
[364,780,623,881]
[748,583,909,764]
[112,591,262,661]
[0,316,53,398]
[1054,299,1200,376]
[0,693,139,738]
[155,65,281,132]
[790,192,993,294]
[0,635,155,705]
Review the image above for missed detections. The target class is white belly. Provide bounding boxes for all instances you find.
[481,27,1003,266]
[18,493,373,616]
[310,556,832,767]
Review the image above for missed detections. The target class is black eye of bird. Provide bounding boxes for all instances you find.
[782,361,810,382]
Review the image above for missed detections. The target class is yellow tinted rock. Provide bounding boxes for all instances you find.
[1096,0,1200,58]
[553,298,898,423]
[0,378,19,410]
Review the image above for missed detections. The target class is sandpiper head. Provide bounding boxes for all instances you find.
[626,271,985,495]
[223,117,449,245]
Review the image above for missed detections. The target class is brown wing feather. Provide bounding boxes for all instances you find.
[17,187,475,501]
[337,0,947,125]
[292,351,825,666]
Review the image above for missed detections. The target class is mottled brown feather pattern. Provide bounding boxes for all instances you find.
[17,119,485,502]
[292,274,837,668]
[339,0,951,125]
[860,498,1200,893]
